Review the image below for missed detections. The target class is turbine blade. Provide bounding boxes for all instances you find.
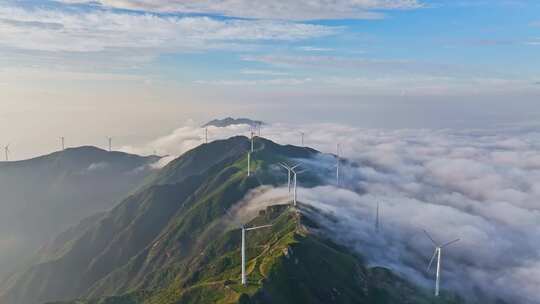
[291,164,301,170]
[278,163,290,170]
[441,238,460,248]
[246,224,272,231]
[427,249,437,271]
[423,229,438,246]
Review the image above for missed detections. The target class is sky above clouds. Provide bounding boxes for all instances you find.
[1,0,540,159]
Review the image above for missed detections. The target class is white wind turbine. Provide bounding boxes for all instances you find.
[336,143,341,186]
[247,152,251,177]
[424,230,460,297]
[107,137,112,152]
[60,137,65,151]
[241,224,272,286]
[278,162,300,195]
[375,202,381,233]
[291,167,307,207]
[4,144,9,161]
[300,132,305,146]
[250,130,255,153]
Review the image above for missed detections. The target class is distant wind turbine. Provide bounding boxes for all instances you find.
[205,127,208,144]
[250,131,255,152]
[257,122,261,137]
[336,144,341,186]
[375,202,381,233]
[60,137,65,151]
[4,144,9,161]
[107,137,112,152]
[424,230,460,297]
[300,132,305,146]
[247,152,251,177]
[241,224,272,286]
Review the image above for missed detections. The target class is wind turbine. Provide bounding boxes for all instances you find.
[375,202,380,233]
[300,132,305,146]
[250,131,255,152]
[424,230,460,297]
[291,167,307,207]
[336,144,341,186]
[60,137,65,151]
[241,224,272,286]
[4,144,9,161]
[279,162,300,195]
[257,122,261,137]
[205,127,208,144]
[247,152,251,177]
[107,137,112,152]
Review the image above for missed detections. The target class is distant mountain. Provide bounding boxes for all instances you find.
[0,138,473,304]
[0,147,159,280]
[202,117,264,128]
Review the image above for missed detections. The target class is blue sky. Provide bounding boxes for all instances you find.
[1,0,540,158]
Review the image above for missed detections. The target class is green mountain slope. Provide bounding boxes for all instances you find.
[0,136,316,304]
[0,147,159,280]
[48,204,467,304]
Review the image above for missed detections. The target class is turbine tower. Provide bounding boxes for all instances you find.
[375,202,380,232]
[60,137,65,151]
[241,224,272,286]
[205,127,208,144]
[250,131,255,152]
[247,152,251,177]
[424,230,460,297]
[107,137,112,152]
[336,143,341,186]
[291,167,307,207]
[4,144,9,161]
[301,132,305,146]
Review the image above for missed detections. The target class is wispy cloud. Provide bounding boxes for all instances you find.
[57,0,424,20]
[0,5,339,53]
[193,78,312,86]
[297,46,334,52]
[240,69,289,76]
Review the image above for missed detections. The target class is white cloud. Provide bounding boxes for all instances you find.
[58,0,423,20]
[193,78,312,86]
[0,5,338,53]
[240,69,289,76]
[297,46,334,52]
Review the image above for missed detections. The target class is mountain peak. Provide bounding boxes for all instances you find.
[202,117,264,128]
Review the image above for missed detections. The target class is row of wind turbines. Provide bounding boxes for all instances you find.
[232,128,459,297]
[2,137,115,161]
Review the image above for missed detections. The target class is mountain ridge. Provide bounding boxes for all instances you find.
[1,136,473,304]
[0,146,160,282]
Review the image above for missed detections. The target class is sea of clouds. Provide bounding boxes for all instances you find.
[121,121,540,303]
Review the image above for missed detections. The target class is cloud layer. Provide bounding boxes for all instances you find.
[58,0,423,20]
[132,121,540,303]
[0,5,337,52]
